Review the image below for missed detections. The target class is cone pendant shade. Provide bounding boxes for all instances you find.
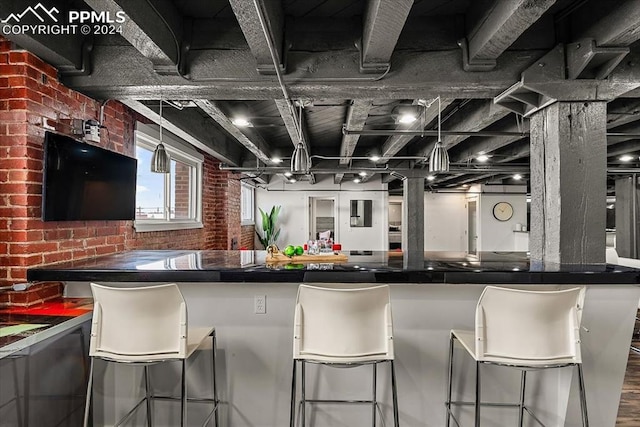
[291,143,309,174]
[151,143,170,173]
[429,141,449,173]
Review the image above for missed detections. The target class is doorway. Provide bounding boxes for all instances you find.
[468,199,477,254]
[309,197,336,241]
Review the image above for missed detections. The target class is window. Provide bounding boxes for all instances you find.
[134,124,203,232]
[241,182,255,225]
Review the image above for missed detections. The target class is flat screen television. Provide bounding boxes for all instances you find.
[42,131,137,221]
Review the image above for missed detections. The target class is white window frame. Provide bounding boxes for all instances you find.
[241,182,255,226]
[134,123,204,232]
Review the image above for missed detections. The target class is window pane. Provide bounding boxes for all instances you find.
[171,159,192,219]
[135,146,165,219]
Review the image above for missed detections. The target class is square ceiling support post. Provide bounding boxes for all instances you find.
[615,176,640,259]
[529,101,607,265]
[402,177,425,265]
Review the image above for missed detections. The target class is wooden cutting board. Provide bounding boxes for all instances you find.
[266,252,348,263]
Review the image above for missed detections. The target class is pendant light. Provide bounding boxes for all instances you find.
[151,99,170,173]
[291,142,309,173]
[290,103,310,174]
[428,96,449,173]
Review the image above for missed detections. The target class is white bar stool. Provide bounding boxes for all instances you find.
[83,283,219,427]
[445,286,589,427]
[289,284,399,427]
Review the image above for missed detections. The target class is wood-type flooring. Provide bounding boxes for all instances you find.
[616,311,640,426]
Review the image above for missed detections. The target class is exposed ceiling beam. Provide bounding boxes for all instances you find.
[339,100,372,164]
[607,99,640,129]
[441,100,511,149]
[334,173,346,185]
[193,100,272,164]
[360,0,413,73]
[461,0,556,70]
[228,0,284,74]
[1,1,90,74]
[414,99,510,158]
[449,119,529,162]
[121,100,242,166]
[381,99,454,158]
[84,0,183,75]
[61,47,550,99]
[576,0,640,46]
[607,140,640,158]
[607,121,640,145]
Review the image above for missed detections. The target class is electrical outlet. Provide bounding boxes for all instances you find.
[254,295,266,314]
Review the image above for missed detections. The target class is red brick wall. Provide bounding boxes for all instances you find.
[0,38,244,297]
[241,225,255,250]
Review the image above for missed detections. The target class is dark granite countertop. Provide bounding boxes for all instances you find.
[26,250,640,284]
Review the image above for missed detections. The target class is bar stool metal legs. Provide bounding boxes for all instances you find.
[83,330,219,427]
[445,334,590,427]
[289,359,399,427]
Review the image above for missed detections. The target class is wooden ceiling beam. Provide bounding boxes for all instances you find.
[449,119,529,163]
[228,0,284,74]
[461,0,556,70]
[339,100,372,164]
[193,100,273,164]
[84,0,183,75]
[121,100,243,166]
[381,99,454,158]
[360,0,413,73]
[61,47,550,99]
[576,0,640,46]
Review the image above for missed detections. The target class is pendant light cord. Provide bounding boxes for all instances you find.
[159,99,163,144]
[437,95,441,143]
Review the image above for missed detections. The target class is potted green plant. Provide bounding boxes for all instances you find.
[256,205,281,249]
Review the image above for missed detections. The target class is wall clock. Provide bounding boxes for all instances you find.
[493,202,513,221]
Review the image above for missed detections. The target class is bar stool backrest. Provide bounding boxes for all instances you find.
[294,284,394,362]
[89,283,187,361]
[475,286,585,364]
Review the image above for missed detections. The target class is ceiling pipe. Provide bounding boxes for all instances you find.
[221,164,640,175]
[343,128,529,137]
[343,129,640,138]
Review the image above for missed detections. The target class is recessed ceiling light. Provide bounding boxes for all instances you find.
[398,113,417,124]
[369,155,381,162]
[476,154,490,162]
[284,171,292,177]
[353,178,361,183]
[289,178,297,183]
[461,184,469,188]
[619,154,634,162]
[607,204,615,209]
[358,171,367,177]
[427,175,435,181]
[271,157,283,164]
[231,117,251,127]
[513,174,522,180]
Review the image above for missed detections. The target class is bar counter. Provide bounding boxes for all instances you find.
[27,250,640,427]
[26,249,640,284]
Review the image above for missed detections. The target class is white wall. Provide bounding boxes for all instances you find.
[476,185,528,252]
[424,192,467,251]
[255,176,388,250]
[389,202,402,223]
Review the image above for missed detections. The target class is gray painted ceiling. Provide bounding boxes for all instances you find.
[4,0,640,192]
